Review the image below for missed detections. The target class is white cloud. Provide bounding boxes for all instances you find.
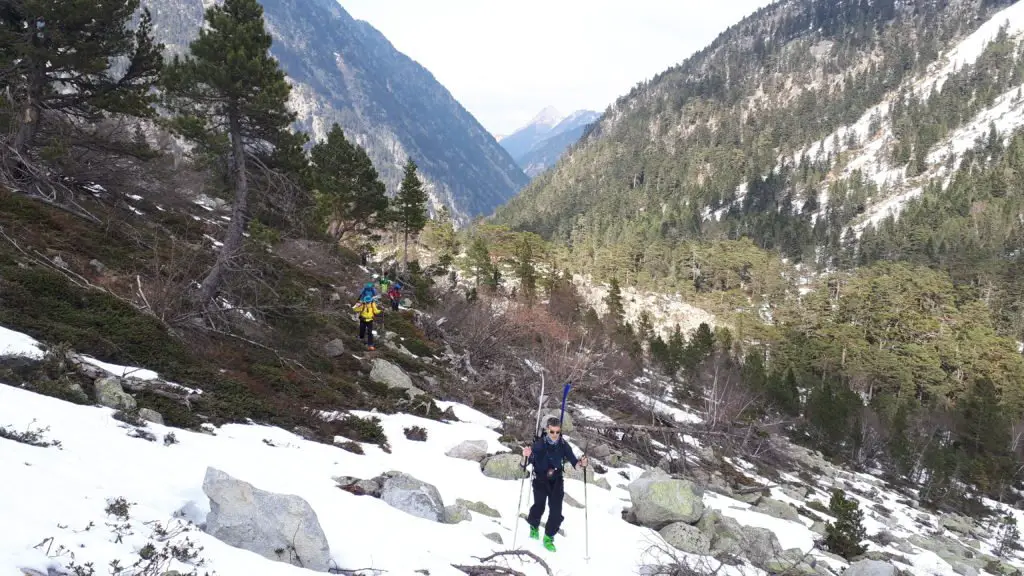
[339,0,776,135]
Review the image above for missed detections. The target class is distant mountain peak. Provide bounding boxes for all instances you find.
[530,106,563,128]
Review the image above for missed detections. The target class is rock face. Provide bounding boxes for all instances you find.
[481,453,526,481]
[627,469,705,529]
[202,467,331,571]
[369,359,424,396]
[445,440,488,462]
[660,522,711,555]
[845,560,897,576]
[755,497,800,522]
[378,471,445,522]
[94,377,136,410]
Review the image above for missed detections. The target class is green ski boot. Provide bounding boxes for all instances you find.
[543,535,556,552]
[529,525,539,540]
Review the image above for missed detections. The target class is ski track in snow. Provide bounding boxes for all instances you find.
[1,323,1023,576]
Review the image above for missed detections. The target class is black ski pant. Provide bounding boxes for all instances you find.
[359,319,374,346]
[527,474,564,537]
[390,298,399,311]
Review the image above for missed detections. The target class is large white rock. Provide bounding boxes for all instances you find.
[627,469,705,529]
[481,453,528,481]
[370,359,424,396]
[660,522,711,555]
[202,467,331,571]
[445,439,488,462]
[379,471,445,522]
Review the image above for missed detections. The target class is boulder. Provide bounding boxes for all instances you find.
[202,467,331,571]
[697,510,745,557]
[660,522,711,555]
[481,453,526,481]
[765,549,819,576]
[627,470,704,529]
[334,476,382,497]
[138,408,164,425]
[456,498,501,518]
[443,503,471,524]
[484,532,503,545]
[588,441,612,459]
[369,359,424,396]
[541,409,573,433]
[810,521,828,536]
[843,560,897,576]
[783,485,809,500]
[94,377,136,410]
[323,339,346,358]
[940,514,974,535]
[738,525,783,568]
[446,440,489,462]
[378,471,445,522]
[755,497,800,522]
[951,562,980,576]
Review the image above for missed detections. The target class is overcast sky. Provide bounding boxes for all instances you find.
[339,0,776,136]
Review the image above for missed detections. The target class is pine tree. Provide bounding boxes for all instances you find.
[514,238,537,303]
[467,236,493,288]
[309,124,388,240]
[606,277,625,327]
[2,0,163,155]
[824,489,867,559]
[637,311,655,349]
[426,206,460,268]
[392,159,429,270]
[161,0,297,304]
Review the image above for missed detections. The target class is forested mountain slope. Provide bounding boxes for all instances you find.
[143,0,528,221]
[496,0,1024,308]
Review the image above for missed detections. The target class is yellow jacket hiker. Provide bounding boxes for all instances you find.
[353,297,381,350]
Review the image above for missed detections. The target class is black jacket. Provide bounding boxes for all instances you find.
[529,436,578,477]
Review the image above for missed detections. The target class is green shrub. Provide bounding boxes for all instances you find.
[403,425,428,441]
[325,414,387,445]
[824,489,867,559]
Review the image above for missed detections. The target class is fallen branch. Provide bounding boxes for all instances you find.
[451,550,553,576]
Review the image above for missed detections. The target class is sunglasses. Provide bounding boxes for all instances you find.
[547,429,561,436]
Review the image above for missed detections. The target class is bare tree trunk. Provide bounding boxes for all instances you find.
[403,226,409,271]
[12,66,46,155]
[198,110,248,304]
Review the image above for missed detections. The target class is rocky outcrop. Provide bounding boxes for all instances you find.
[202,467,331,571]
[627,469,705,529]
[445,440,488,462]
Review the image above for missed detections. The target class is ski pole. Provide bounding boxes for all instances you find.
[583,448,590,563]
[512,470,526,549]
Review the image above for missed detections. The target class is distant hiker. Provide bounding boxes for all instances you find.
[359,282,376,301]
[521,417,588,552]
[387,282,402,311]
[379,274,391,295]
[352,295,381,350]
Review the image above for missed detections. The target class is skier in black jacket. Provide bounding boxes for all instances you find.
[521,417,588,552]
